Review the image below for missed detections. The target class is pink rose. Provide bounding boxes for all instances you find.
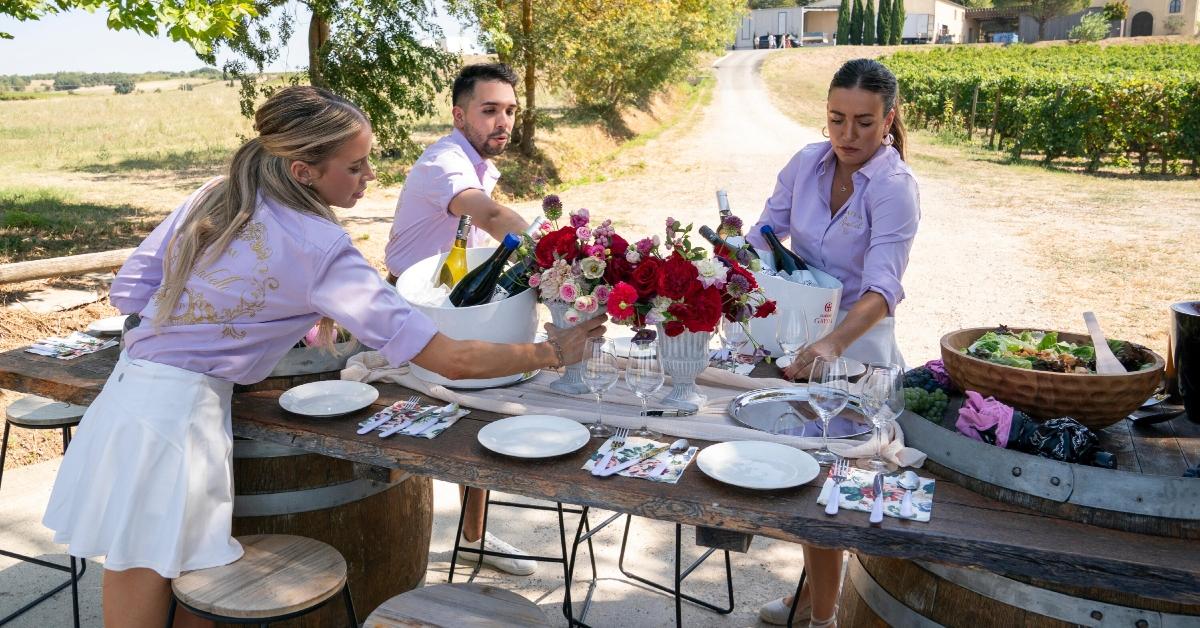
[593,284,612,305]
[528,273,541,288]
[574,295,599,314]
[559,281,579,302]
[564,308,582,325]
[576,226,592,241]
[540,220,553,232]
[635,238,654,255]
[586,244,605,257]
[570,208,590,228]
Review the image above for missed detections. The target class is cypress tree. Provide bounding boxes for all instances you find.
[850,0,864,44]
[836,0,853,45]
[890,0,905,45]
[863,0,876,45]
[877,0,890,45]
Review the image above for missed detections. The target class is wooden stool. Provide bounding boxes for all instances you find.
[166,534,356,626]
[364,583,552,627]
[1,394,87,490]
[1,394,89,628]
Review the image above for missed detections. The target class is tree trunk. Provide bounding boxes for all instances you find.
[520,0,536,157]
[1037,18,1046,42]
[308,12,331,88]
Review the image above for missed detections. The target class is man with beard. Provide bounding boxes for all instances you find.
[384,63,536,576]
[385,63,529,280]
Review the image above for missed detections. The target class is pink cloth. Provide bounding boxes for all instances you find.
[955,391,1014,447]
[926,359,952,389]
[384,129,498,277]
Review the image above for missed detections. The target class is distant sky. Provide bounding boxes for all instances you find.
[0,1,481,75]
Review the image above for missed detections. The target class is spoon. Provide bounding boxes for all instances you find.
[380,402,457,438]
[1083,311,1126,374]
[657,438,691,477]
[897,470,919,518]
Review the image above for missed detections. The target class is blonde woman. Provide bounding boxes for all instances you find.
[42,86,604,628]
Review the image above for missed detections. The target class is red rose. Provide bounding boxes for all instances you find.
[666,286,723,334]
[754,299,777,318]
[663,320,687,337]
[608,233,629,256]
[607,282,640,321]
[534,226,580,268]
[656,252,699,299]
[629,257,661,299]
[604,255,633,285]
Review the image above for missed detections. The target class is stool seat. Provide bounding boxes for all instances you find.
[365,583,552,627]
[172,534,346,620]
[6,395,87,427]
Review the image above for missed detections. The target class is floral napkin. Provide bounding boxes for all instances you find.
[708,348,763,376]
[356,401,469,439]
[581,435,699,484]
[815,466,935,522]
[26,332,117,360]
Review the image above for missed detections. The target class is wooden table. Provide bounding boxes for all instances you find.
[3,346,1199,608]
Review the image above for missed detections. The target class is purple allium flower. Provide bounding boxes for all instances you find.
[542,194,563,221]
[721,215,744,231]
[728,274,750,297]
[635,237,654,255]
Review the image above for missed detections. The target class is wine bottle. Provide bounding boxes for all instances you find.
[759,224,808,274]
[699,225,760,263]
[489,216,550,302]
[436,215,472,289]
[450,233,521,307]
[715,189,739,238]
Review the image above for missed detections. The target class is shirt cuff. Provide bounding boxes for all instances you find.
[860,284,902,316]
[377,310,439,366]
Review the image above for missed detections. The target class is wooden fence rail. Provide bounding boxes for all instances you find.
[0,248,134,285]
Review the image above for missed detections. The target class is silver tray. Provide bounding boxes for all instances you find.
[727,387,872,439]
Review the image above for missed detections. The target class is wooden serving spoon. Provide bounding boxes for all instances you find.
[1083,311,1126,374]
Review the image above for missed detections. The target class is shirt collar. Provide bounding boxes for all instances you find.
[815,141,897,181]
[450,128,499,183]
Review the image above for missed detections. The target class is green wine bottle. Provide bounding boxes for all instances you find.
[450,233,521,307]
[759,224,808,274]
[490,216,549,302]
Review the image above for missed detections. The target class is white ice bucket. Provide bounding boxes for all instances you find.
[749,267,842,356]
[396,248,538,388]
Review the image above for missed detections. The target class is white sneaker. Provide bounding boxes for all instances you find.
[759,596,811,625]
[457,532,537,576]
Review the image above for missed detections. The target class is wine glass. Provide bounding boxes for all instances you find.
[807,355,850,465]
[720,318,750,361]
[776,308,810,370]
[582,338,619,438]
[626,339,665,439]
[856,363,902,471]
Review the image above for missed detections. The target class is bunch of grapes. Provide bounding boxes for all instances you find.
[903,387,949,423]
[903,363,954,394]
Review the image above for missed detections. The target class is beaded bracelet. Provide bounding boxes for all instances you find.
[545,335,566,369]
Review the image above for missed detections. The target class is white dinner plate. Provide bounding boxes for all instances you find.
[695,441,820,490]
[87,315,129,335]
[278,380,379,417]
[776,355,866,378]
[477,415,591,459]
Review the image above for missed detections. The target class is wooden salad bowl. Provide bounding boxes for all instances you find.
[939,327,1165,430]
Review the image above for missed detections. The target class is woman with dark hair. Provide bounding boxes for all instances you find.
[749,58,920,627]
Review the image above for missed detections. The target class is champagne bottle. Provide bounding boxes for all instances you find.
[450,233,521,307]
[759,224,808,274]
[436,215,472,289]
[699,225,760,263]
[490,216,549,302]
[716,189,742,238]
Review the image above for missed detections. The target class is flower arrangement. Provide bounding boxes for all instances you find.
[604,217,776,338]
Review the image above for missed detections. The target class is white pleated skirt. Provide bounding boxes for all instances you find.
[42,353,244,578]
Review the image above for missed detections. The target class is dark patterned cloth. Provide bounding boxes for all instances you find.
[1006,412,1116,469]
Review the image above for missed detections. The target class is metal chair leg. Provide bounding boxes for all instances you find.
[786,567,808,628]
[341,582,357,627]
[164,597,177,628]
[62,425,72,453]
[1,421,11,491]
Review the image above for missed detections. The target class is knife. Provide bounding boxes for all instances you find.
[379,404,444,438]
[870,472,885,525]
[408,405,461,437]
[640,408,697,417]
[597,445,670,477]
[357,403,411,435]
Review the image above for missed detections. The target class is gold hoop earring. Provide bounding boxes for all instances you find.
[821,126,830,138]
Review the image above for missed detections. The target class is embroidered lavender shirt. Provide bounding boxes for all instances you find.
[384,128,500,277]
[111,186,438,385]
[746,141,920,315]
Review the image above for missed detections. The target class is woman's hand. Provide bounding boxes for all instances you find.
[783,336,844,381]
[544,315,607,366]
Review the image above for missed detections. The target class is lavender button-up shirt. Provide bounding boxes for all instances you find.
[112,185,438,385]
[384,129,500,277]
[747,141,920,316]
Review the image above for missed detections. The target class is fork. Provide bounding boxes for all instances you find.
[592,427,629,476]
[357,395,419,435]
[824,458,849,516]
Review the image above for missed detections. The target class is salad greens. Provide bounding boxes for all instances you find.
[965,329,1118,373]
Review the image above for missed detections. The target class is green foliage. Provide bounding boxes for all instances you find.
[890,0,904,44]
[214,0,457,158]
[113,78,135,94]
[0,1,255,54]
[882,44,1200,174]
[1068,12,1110,41]
[1027,0,1089,39]
[876,0,890,44]
[0,74,30,91]
[849,0,864,44]
[836,0,852,45]
[863,0,876,45]
[1102,0,1128,21]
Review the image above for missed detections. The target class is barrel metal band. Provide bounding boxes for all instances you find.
[233,440,310,459]
[917,560,1193,627]
[233,476,405,517]
[848,555,942,628]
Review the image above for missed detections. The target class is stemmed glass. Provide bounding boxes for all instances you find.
[857,363,902,471]
[720,318,750,362]
[582,337,619,438]
[776,308,810,370]
[626,339,664,439]
[807,355,850,465]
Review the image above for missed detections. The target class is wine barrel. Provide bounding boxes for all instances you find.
[840,554,1200,627]
[897,404,1200,540]
[227,440,433,628]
